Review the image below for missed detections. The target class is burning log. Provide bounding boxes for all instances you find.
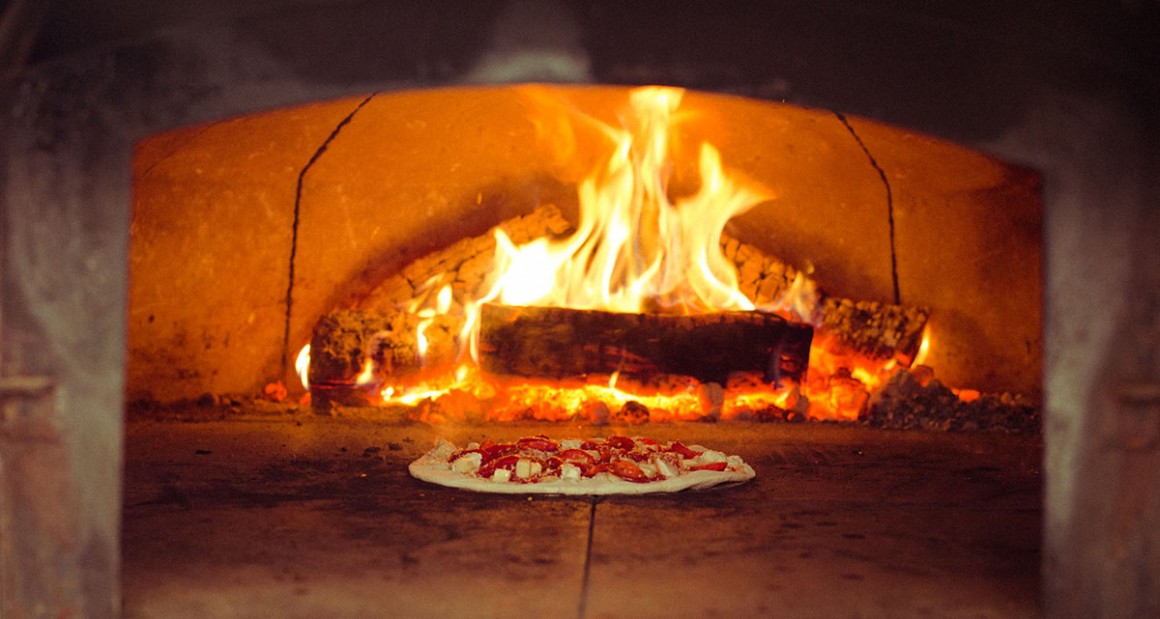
[355,207,926,367]
[722,234,802,308]
[723,234,930,363]
[307,309,461,409]
[814,297,930,363]
[358,205,573,313]
[477,303,813,385]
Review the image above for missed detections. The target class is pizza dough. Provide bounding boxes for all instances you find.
[408,436,756,495]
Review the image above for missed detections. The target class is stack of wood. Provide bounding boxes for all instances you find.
[307,205,929,412]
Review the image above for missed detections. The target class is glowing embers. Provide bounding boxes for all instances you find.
[371,370,800,424]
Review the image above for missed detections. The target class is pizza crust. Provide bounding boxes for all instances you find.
[408,439,756,495]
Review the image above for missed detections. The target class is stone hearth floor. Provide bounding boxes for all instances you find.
[122,414,1042,618]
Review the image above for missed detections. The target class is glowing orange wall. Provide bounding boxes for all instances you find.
[128,86,1040,402]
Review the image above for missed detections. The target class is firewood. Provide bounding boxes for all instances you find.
[359,205,573,313]
[722,233,930,364]
[721,233,801,308]
[478,303,813,385]
[307,309,462,409]
[814,297,930,362]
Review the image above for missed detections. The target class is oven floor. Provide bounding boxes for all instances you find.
[122,415,1042,618]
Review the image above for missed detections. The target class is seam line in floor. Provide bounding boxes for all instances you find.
[576,497,599,619]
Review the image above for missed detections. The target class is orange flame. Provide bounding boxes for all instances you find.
[295,344,311,390]
[913,326,932,367]
[413,283,453,362]
[477,87,768,318]
[353,357,377,387]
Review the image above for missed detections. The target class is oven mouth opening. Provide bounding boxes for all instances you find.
[127,84,1041,433]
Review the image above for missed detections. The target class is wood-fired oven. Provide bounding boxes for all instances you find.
[1,2,1156,618]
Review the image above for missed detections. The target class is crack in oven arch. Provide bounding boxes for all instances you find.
[833,111,901,305]
[283,93,377,370]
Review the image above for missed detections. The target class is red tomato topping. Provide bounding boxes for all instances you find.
[689,461,728,472]
[668,441,701,459]
[624,450,653,462]
[597,446,618,463]
[478,454,520,478]
[580,439,602,450]
[609,459,651,483]
[583,462,609,478]
[558,449,596,467]
[480,442,518,462]
[637,437,659,446]
[516,436,559,452]
[605,435,636,451]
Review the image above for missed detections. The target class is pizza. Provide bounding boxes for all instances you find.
[408,434,755,495]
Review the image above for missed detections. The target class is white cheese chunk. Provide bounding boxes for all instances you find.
[560,462,582,481]
[559,439,583,450]
[697,449,728,465]
[451,452,482,474]
[654,456,680,479]
[515,458,542,480]
[490,468,512,483]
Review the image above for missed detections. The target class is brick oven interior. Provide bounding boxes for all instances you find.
[1,2,1157,619]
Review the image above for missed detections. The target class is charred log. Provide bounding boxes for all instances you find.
[307,309,462,410]
[358,205,573,313]
[722,234,930,364]
[814,297,930,362]
[478,303,813,385]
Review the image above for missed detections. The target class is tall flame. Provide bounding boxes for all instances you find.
[475,87,769,319]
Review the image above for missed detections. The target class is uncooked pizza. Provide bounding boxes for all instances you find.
[408,435,756,495]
